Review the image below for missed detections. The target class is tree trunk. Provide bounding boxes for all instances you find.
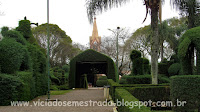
[161,41,164,62]
[151,2,159,84]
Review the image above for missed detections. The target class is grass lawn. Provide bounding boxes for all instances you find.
[152,110,173,112]
[50,90,72,95]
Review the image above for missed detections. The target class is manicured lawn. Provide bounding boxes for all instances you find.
[50,90,72,95]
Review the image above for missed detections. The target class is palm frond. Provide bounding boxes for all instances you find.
[86,0,129,23]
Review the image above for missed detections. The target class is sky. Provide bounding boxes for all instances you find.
[0,0,180,46]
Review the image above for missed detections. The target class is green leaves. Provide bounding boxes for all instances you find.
[170,75,200,111]
[0,38,26,74]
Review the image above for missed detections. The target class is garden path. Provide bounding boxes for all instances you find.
[0,89,114,112]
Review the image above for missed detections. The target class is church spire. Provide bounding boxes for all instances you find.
[91,17,99,38]
[90,17,101,52]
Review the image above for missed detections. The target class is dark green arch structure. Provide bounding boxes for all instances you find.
[178,26,200,75]
[69,49,118,88]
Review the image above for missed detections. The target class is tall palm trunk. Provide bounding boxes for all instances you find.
[161,41,164,62]
[151,1,159,84]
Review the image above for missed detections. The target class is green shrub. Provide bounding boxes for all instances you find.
[170,75,200,111]
[51,68,66,85]
[170,54,179,63]
[50,85,59,90]
[143,58,150,74]
[158,63,169,75]
[125,75,170,84]
[35,72,48,96]
[119,75,129,84]
[130,50,141,60]
[127,86,170,102]
[1,27,27,45]
[0,74,22,105]
[98,76,107,80]
[115,88,151,112]
[16,71,35,101]
[131,57,144,75]
[0,38,26,74]
[27,44,47,96]
[96,80,107,87]
[27,43,46,74]
[16,19,36,44]
[107,79,121,100]
[50,71,60,85]
[168,63,181,76]
[62,65,69,73]
[58,84,69,90]
[119,79,127,84]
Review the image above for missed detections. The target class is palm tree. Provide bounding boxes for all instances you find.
[170,0,200,29]
[86,0,162,84]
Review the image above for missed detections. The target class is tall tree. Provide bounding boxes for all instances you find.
[86,0,162,84]
[32,23,76,66]
[171,0,200,29]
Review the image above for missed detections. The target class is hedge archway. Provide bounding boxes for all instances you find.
[69,49,118,88]
[178,26,200,75]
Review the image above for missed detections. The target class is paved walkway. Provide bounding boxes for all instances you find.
[0,89,114,112]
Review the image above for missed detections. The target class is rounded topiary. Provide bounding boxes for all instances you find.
[0,38,25,74]
[130,50,141,60]
[168,63,181,76]
[16,19,36,44]
[143,58,150,74]
[1,27,27,45]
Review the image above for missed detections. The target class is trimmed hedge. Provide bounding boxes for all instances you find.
[178,26,200,75]
[27,44,47,96]
[125,75,170,84]
[170,75,200,111]
[130,50,143,75]
[0,38,28,74]
[16,71,35,101]
[16,19,36,44]
[143,58,150,74]
[1,27,27,45]
[127,86,170,102]
[96,76,108,87]
[119,75,129,84]
[0,74,22,105]
[168,63,181,76]
[158,63,168,75]
[96,80,107,87]
[115,88,151,112]
[98,76,107,80]
[107,79,121,100]
[69,49,118,88]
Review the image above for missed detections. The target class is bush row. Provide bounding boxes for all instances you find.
[115,88,151,112]
[119,75,170,84]
[170,75,200,111]
[127,86,170,102]
[96,76,108,87]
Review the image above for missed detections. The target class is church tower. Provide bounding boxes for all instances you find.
[90,17,101,52]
